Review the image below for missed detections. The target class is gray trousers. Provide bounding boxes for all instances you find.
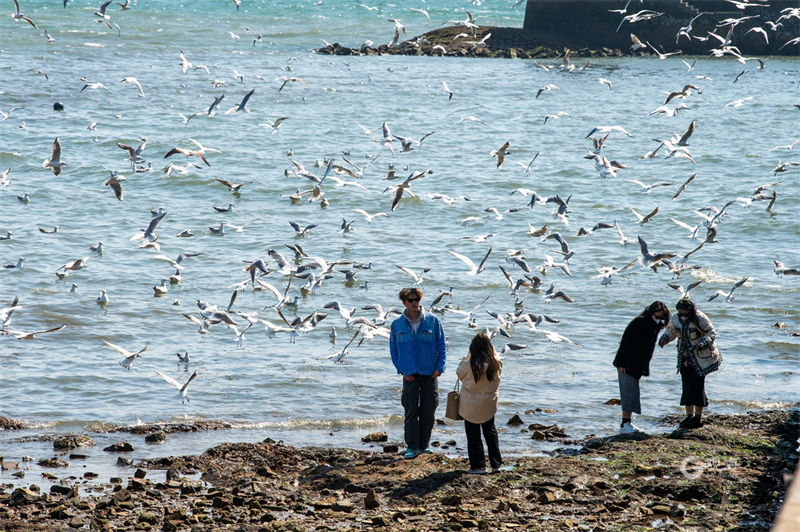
[401,375,439,450]
[618,371,642,415]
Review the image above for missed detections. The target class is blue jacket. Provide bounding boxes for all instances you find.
[389,310,446,376]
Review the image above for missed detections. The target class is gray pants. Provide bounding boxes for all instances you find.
[618,371,642,415]
[401,375,439,450]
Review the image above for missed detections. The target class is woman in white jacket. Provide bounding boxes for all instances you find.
[456,333,502,475]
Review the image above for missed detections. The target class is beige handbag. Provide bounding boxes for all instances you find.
[445,381,463,421]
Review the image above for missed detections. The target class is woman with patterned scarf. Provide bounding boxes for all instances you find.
[659,299,721,429]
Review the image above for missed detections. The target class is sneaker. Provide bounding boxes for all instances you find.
[619,422,641,435]
[417,448,433,454]
[403,448,418,459]
[466,468,487,475]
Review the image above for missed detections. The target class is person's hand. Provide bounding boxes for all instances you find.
[432,370,442,378]
[658,337,667,348]
[403,374,415,382]
[618,367,627,374]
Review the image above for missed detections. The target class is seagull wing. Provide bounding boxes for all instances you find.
[154,370,182,390]
[449,251,478,273]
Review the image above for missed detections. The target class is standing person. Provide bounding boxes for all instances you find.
[659,299,721,429]
[457,332,502,474]
[389,287,447,459]
[612,301,670,434]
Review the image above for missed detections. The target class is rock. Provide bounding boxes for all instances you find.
[104,442,134,452]
[461,519,479,528]
[68,517,84,529]
[50,504,75,519]
[54,435,96,450]
[332,499,355,512]
[9,488,40,506]
[441,494,462,506]
[128,477,147,491]
[133,468,147,479]
[116,457,133,466]
[180,480,202,494]
[532,430,546,440]
[38,457,69,468]
[50,485,73,495]
[144,431,166,443]
[138,512,159,525]
[365,489,381,509]
[112,489,131,502]
[537,491,557,504]
[650,504,671,514]
[507,414,524,426]
[604,398,621,405]
[445,439,457,446]
[372,516,389,526]
[362,431,388,442]
[382,444,399,453]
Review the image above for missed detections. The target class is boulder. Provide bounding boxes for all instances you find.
[365,489,380,509]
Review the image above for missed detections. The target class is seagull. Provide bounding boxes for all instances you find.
[39,226,59,234]
[668,280,703,299]
[396,265,431,286]
[544,281,574,303]
[103,339,147,370]
[351,209,388,223]
[103,171,126,201]
[121,77,145,97]
[631,206,659,224]
[543,330,583,347]
[154,370,198,404]
[625,179,674,194]
[616,9,663,32]
[598,78,613,90]
[449,247,492,276]
[638,235,677,268]
[672,173,697,200]
[774,261,800,277]
[117,137,148,161]
[543,112,570,125]
[440,81,454,100]
[708,277,749,303]
[12,0,37,27]
[585,125,632,138]
[97,290,110,304]
[455,116,489,127]
[10,324,67,340]
[535,84,559,99]
[491,141,511,168]
[289,221,318,236]
[164,146,211,166]
[224,88,255,113]
[277,77,308,92]
[322,327,362,363]
[179,51,192,73]
[42,137,66,176]
[57,257,89,272]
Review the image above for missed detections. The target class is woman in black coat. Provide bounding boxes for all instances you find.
[613,301,670,434]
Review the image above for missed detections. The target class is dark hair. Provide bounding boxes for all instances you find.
[640,301,670,329]
[468,333,501,383]
[675,299,700,328]
[399,287,422,301]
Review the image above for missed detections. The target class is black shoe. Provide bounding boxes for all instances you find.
[688,416,703,428]
[679,416,694,428]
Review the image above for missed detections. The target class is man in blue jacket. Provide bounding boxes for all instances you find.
[390,287,447,459]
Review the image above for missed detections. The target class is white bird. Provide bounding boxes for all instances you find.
[708,277,749,303]
[154,370,198,404]
[351,209,388,223]
[103,339,147,370]
[543,330,583,347]
[449,247,492,276]
[121,77,145,97]
[97,290,110,304]
[396,265,430,286]
[42,137,66,176]
[10,324,67,340]
[153,279,169,296]
[625,179,674,194]
[630,206,659,224]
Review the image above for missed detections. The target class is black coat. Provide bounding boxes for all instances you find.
[613,316,660,379]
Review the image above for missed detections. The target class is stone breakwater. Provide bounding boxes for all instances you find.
[315,27,624,59]
[0,410,797,531]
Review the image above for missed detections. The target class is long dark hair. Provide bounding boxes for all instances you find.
[468,333,501,383]
[675,299,701,329]
[639,301,670,329]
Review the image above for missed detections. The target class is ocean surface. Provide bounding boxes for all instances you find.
[1,0,798,488]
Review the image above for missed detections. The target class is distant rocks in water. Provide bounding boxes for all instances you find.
[37,457,69,468]
[0,416,24,430]
[316,26,621,59]
[361,431,387,443]
[53,435,96,450]
[104,441,135,452]
[604,398,622,405]
[53,102,64,112]
[114,420,234,435]
[145,431,166,444]
[507,413,525,426]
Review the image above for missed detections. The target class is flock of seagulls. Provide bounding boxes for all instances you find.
[1,1,798,412]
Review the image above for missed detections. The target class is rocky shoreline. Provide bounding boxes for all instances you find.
[1,410,797,531]
[315,27,623,59]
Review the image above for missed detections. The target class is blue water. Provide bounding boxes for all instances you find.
[1,0,798,489]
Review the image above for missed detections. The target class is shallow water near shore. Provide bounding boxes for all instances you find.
[1,0,799,491]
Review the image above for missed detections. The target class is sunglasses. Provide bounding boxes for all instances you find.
[405,297,421,303]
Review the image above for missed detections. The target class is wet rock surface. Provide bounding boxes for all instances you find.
[0,410,796,531]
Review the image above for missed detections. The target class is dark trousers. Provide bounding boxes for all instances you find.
[401,375,439,450]
[680,365,708,407]
[464,416,502,470]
